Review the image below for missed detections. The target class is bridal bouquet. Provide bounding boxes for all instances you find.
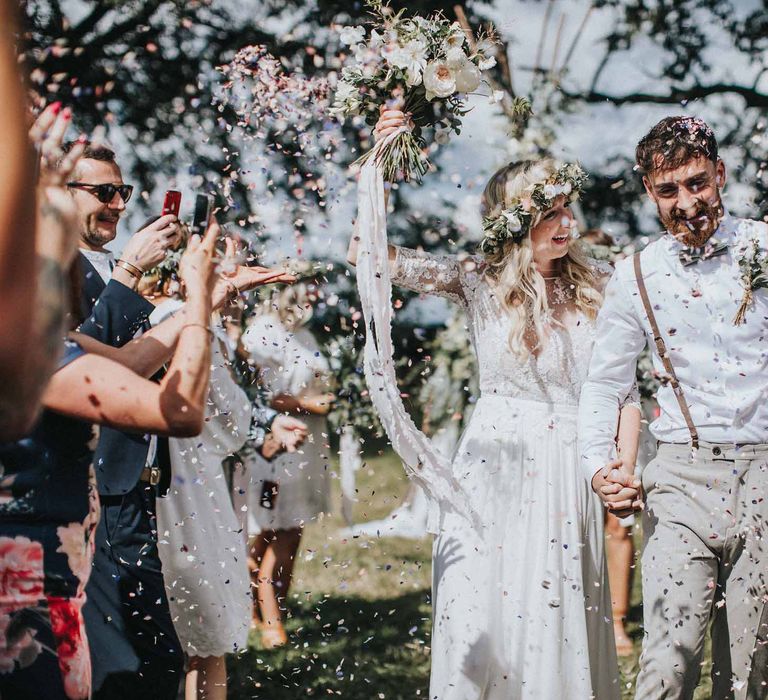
[330,0,498,182]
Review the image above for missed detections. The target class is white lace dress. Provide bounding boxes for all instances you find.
[152,300,253,657]
[390,247,621,700]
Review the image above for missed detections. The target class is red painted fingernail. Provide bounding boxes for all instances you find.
[50,101,62,114]
[62,107,72,120]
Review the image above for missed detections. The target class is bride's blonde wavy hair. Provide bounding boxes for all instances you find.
[481,158,603,361]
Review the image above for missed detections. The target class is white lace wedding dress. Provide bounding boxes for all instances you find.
[390,246,621,700]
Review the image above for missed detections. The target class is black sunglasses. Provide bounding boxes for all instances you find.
[67,182,134,204]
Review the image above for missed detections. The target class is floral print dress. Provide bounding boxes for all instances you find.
[0,341,99,700]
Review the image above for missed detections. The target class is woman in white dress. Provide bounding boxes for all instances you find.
[138,235,304,700]
[241,282,334,648]
[348,110,642,699]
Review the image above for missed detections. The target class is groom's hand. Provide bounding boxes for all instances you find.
[592,459,643,518]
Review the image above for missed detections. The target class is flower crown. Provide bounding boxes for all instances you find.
[479,162,588,256]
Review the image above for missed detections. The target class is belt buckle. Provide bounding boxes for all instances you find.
[148,466,161,486]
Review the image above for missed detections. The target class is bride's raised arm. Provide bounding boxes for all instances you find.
[347,106,468,304]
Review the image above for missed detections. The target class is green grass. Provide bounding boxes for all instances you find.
[228,450,713,699]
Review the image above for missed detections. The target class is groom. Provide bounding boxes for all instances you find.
[579,116,768,699]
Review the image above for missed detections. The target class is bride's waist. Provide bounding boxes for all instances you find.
[476,393,579,415]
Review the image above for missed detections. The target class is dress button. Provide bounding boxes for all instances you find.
[712,446,722,456]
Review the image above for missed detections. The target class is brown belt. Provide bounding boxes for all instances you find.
[139,466,161,486]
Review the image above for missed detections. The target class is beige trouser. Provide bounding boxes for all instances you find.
[636,442,768,700]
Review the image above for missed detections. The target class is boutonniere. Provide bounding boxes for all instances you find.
[733,238,768,325]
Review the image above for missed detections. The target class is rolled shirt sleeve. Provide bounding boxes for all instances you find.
[578,263,648,481]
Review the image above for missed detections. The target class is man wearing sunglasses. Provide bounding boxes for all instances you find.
[61,141,187,698]
[63,141,181,305]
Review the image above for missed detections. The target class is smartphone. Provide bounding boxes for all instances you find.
[191,194,213,236]
[161,190,182,217]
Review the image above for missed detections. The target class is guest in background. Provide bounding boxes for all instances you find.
[242,279,334,648]
[140,231,304,700]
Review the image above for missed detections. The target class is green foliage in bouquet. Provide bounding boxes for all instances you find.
[330,0,499,182]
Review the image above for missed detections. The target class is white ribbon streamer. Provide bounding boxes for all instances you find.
[355,130,480,532]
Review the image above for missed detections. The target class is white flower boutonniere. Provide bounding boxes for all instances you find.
[733,238,768,325]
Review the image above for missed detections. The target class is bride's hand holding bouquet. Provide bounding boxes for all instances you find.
[331,0,498,182]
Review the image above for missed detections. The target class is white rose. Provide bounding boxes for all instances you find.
[453,60,481,93]
[561,182,572,195]
[502,211,522,232]
[423,61,457,100]
[543,184,558,199]
[445,46,468,69]
[339,25,365,46]
[444,24,466,49]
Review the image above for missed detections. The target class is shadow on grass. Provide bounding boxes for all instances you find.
[228,589,432,699]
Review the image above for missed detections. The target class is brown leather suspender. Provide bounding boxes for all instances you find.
[633,253,700,449]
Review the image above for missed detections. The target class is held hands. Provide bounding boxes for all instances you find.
[591,458,644,519]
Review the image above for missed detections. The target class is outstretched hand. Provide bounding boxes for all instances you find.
[591,459,643,519]
[211,237,296,309]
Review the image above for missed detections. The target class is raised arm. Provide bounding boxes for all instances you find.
[0,2,36,432]
[0,97,87,439]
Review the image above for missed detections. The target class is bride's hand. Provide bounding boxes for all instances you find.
[374,104,414,143]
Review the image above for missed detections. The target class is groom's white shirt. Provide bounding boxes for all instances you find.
[579,213,768,480]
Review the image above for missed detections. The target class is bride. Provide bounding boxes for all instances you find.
[347,109,642,699]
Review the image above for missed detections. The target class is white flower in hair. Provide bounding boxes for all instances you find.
[424,61,457,100]
[340,25,365,46]
[502,211,522,232]
[543,184,558,199]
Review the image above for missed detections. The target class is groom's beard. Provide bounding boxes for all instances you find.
[658,195,724,247]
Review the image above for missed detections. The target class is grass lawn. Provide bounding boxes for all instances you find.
[228,450,713,699]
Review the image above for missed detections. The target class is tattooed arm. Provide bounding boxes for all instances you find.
[0,0,40,439]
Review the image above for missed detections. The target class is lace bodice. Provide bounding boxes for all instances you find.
[392,246,614,408]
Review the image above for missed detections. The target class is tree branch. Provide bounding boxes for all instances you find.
[563,82,768,108]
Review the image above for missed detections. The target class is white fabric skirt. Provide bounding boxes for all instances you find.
[430,395,620,700]
[246,415,332,533]
[157,444,251,657]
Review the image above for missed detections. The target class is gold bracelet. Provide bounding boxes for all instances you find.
[115,259,144,278]
[183,322,214,336]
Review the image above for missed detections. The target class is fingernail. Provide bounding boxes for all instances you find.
[77,134,88,144]
[62,107,72,120]
[50,101,62,114]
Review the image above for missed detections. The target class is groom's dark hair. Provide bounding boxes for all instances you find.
[636,116,719,175]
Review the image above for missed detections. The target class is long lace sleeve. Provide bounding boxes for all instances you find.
[390,245,467,304]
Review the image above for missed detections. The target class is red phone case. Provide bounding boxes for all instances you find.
[162,190,181,216]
